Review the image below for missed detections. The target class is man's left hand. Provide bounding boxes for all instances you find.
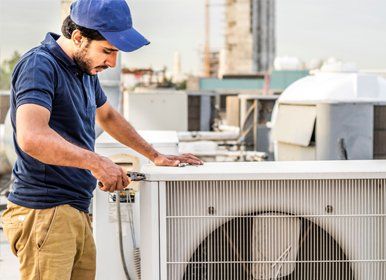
[153,153,204,167]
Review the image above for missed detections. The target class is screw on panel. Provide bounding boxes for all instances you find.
[325,205,334,213]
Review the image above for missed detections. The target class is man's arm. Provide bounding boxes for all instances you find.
[16,104,130,192]
[96,102,203,166]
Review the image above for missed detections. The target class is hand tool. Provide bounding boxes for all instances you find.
[98,171,146,188]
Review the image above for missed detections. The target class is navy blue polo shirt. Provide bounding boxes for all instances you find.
[8,33,107,213]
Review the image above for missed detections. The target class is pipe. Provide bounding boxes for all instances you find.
[178,131,239,142]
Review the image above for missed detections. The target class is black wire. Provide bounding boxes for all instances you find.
[116,191,132,280]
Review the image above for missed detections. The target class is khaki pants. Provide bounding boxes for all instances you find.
[1,202,96,280]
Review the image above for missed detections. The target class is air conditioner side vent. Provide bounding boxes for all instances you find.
[163,179,386,280]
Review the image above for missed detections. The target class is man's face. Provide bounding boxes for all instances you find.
[73,39,119,75]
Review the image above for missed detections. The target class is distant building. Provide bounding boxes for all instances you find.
[208,51,220,78]
[225,0,276,74]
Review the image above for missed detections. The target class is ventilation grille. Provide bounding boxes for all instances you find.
[164,179,386,280]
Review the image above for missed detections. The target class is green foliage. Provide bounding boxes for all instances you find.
[175,80,187,90]
[0,51,21,90]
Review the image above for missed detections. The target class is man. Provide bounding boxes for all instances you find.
[1,0,202,279]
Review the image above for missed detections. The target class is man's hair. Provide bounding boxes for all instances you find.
[61,15,106,41]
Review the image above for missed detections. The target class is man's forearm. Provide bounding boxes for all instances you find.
[20,127,100,171]
[97,109,159,161]
[96,103,203,167]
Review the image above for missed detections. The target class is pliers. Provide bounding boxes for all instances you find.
[127,171,146,181]
[98,171,146,187]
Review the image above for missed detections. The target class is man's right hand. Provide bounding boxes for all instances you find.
[90,156,131,192]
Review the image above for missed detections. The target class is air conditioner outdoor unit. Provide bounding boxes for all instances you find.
[93,130,179,280]
[187,91,216,131]
[140,161,386,280]
[271,73,386,161]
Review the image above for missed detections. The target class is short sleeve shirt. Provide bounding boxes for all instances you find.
[8,33,107,213]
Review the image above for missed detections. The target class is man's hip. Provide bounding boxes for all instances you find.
[1,201,96,280]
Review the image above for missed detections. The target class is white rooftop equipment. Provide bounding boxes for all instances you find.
[140,160,386,280]
[239,94,278,159]
[187,91,216,132]
[273,56,304,71]
[93,130,179,280]
[271,73,386,160]
[123,90,188,131]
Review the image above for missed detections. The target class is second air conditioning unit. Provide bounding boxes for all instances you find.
[271,73,386,160]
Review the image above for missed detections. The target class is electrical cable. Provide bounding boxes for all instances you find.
[116,191,132,280]
[128,193,141,279]
[116,190,142,280]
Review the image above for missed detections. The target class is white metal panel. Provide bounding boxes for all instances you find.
[141,160,386,181]
[94,191,141,280]
[277,142,316,161]
[278,73,386,105]
[140,181,161,280]
[123,91,188,131]
[94,153,142,280]
[316,103,373,160]
[159,182,168,280]
[273,104,316,147]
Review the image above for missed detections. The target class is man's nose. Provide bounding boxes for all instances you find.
[105,52,118,68]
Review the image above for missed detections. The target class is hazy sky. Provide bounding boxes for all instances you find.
[1,0,385,74]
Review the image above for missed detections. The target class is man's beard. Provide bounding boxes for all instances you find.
[73,45,108,75]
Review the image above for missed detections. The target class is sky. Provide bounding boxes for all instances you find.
[0,0,385,74]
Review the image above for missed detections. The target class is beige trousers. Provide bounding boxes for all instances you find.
[1,201,96,280]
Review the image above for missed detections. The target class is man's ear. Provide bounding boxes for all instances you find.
[71,30,84,47]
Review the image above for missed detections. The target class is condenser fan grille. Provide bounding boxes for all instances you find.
[164,179,386,280]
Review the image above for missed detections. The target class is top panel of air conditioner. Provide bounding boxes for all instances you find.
[141,160,386,181]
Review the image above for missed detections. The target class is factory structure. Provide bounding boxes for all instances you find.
[202,0,276,77]
[224,0,276,74]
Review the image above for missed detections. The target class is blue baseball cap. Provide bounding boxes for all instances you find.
[70,0,150,52]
